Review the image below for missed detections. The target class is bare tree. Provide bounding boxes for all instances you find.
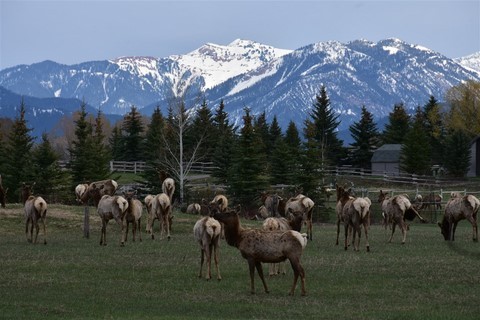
[161,97,204,204]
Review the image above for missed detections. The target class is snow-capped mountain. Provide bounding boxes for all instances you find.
[1,38,479,142]
[454,52,480,74]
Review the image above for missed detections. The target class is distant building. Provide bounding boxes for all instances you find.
[468,135,480,177]
[371,144,402,175]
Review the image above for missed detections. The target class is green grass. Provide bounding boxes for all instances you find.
[1,204,479,319]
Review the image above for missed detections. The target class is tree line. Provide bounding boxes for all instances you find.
[0,81,478,209]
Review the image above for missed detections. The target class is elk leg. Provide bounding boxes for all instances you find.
[452,222,458,241]
[289,258,306,296]
[468,216,478,242]
[198,248,204,278]
[400,220,407,244]
[25,216,32,243]
[389,223,396,243]
[344,222,349,250]
[247,260,256,294]
[213,239,221,280]
[206,243,212,280]
[138,218,142,242]
[364,221,370,252]
[41,215,47,245]
[335,217,340,245]
[33,218,39,244]
[255,261,269,294]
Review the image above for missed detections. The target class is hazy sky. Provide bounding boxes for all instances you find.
[1,0,479,70]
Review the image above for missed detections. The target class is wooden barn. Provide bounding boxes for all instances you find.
[370,144,402,175]
[468,135,480,177]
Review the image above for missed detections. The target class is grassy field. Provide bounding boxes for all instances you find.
[0,203,479,320]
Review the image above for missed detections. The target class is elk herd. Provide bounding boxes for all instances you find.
[0,172,479,296]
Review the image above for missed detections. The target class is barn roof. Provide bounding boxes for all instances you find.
[371,144,402,163]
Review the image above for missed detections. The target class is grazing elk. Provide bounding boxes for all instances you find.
[149,193,172,240]
[97,194,129,246]
[335,184,354,246]
[193,216,222,280]
[416,193,443,211]
[262,213,304,276]
[121,190,143,246]
[74,183,89,203]
[438,194,480,241]
[186,203,201,215]
[213,208,308,296]
[260,192,282,217]
[78,179,118,207]
[378,190,426,244]
[285,194,315,241]
[0,175,7,208]
[23,183,48,244]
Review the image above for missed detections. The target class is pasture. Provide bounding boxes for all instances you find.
[0,203,479,320]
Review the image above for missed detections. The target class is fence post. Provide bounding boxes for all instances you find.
[83,206,90,239]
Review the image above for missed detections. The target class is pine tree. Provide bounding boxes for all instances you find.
[306,85,346,168]
[68,101,95,185]
[32,133,69,200]
[3,98,35,201]
[443,129,472,178]
[382,103,411,144]
[90,109,111,179]
[109,126,123,161]
[187,99,215,162]
[253,111,270,157]
[121,105,145,161]
[211,100,236,184]
[283,121,302,186]
[349,105,380,169]
[423,95,445,166]
[299,121,322,198]
[400,107,432,175]
[228,108,268,209]
[141,106,166,194]
[267,116,285,184]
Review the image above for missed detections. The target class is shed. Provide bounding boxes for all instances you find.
[371,144,402,175]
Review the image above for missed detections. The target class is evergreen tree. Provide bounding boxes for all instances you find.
[423,95,445,166]
[269,116,282,147]
[443,129,472,177]
[141,106,166,194]
[109,126,123,161]
[305,85,346,168]
[283,121,303,186]
[68,101,95,185]
[348,105,380,169]
[211,100,236,184]
[187,99,215,162]
[444,80,480,138]
[121,105,145,161]
[400,107,432,175]
[253,111,270,157]
[32,133,69,201]
[382,103,411,144]
[90,109,111,178]
[3,98,35,201]
[228,108,268,209]
[299,120,322,198]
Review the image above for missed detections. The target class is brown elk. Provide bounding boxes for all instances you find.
[335,184,353,246]
[121,190,143,246]
[22,183,48,244]
[438,194,480,241]
[339,188,372,252]
[260,192,282,217]
[193,216,222,280]
[416,193,443,211]
[285,194,315,241]
[149,193,172,240]
[378,190,426,244]
[97,195,129,246]
[212,208,308,296]
[78,179,118,207]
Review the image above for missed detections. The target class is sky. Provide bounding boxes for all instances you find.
[0,0,479,70]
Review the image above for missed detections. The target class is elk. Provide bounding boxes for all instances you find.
[162,177,175,204]
[416,193,443,211]
[339,188,372,252]
[438,194,480,241]
[260,192,282,217]
[78,179,118,207]
[335,184,354,246]
[211,194,228,212]
[193,216,222,280]
[186,203,201,215]
[97,195,129,246]
[285,194,314,241]
[149,193,172,240]
[121,190,143,246]
[213,208,308,296]
[378,190,426,244]
[74,183,89,203]
[23,183,48,244]
[262,213,304,276]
